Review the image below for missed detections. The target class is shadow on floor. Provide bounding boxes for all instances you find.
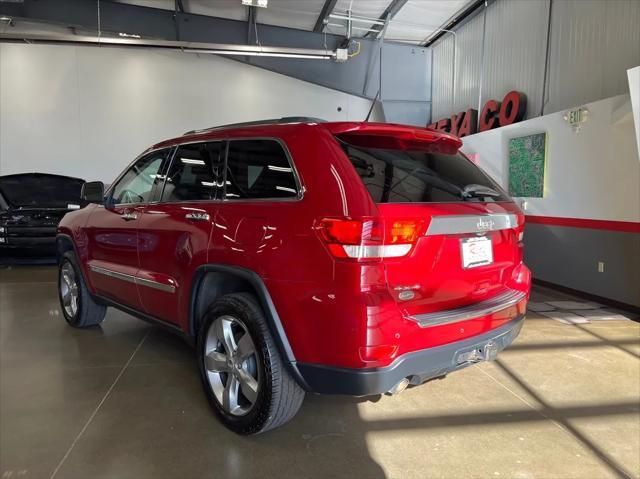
[1,271,639,478]
[54,323,636,479]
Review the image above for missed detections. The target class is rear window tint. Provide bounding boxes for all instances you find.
[341,142,509,203]
[225,140,298,200]
[162,142,223,202]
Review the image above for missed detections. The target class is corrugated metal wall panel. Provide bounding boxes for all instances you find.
[452,10,483,114]
[482,0,548,119]
[546,0,607,113]
[431,13,485,122]
[546,0,640,113]
[603,0,640,100]
[431,35,454,120]
[430,0,640,123]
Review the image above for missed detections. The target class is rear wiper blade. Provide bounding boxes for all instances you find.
[462,184,501,198]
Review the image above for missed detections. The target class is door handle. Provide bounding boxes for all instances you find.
[120,212,138,221]
[185,212,210,221]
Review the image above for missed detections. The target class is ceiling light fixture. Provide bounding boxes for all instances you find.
[118,32,141,39]
[241,0,268,8]
[0,32,337,61]
[183,49,332,60]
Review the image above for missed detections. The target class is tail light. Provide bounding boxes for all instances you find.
[517,213,525,242]
[316,217,425,260]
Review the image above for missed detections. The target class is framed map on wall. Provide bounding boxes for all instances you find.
[508,133,547,197]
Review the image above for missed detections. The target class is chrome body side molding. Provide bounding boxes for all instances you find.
[89,264,176,293]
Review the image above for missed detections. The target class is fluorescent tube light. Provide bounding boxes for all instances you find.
[276,186,297,193]
[267,165,292,172]
[242,0,268,7]
[183,49,332,60]
[181,158,205,165]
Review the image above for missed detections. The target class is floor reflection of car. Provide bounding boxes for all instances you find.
[56,118,532,435]
[0,173,86,264]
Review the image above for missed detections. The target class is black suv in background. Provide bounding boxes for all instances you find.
[0,173,86,263]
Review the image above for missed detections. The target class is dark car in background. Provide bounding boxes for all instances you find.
[0,173,86,264]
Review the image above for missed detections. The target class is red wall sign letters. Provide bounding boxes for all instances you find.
[427,91,527,137]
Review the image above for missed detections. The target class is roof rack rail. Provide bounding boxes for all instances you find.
[183,117,327,136]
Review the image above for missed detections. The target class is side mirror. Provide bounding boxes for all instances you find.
[81,181,104,203]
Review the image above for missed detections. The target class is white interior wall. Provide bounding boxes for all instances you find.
[628,66,640,161]
[0,43,376,183]
[461,94,640,223]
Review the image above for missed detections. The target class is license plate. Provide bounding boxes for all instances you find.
[461,236,493,268]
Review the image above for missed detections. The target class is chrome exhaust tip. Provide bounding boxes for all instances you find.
[387,378,410,395]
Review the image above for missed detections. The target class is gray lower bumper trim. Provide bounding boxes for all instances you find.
[297,315,525,396]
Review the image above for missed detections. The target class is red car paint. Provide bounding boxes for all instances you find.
[58,121,530,372]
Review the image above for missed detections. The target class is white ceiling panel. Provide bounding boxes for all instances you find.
[325,0,390,36]
[185,0,246,21]
[385,0,472,44]
[114,0,326,30]
[112,0,175,11]
[107,0,474,42]
[255,0,327,31]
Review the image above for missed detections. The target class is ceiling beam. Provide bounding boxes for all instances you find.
[247,5,257,45]
[313,0,338,33]
[173,0,184,40]
[364,0,408,38]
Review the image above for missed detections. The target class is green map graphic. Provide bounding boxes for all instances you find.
[508,133,546,198]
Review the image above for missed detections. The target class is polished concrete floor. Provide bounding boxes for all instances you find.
[1,266,639,479]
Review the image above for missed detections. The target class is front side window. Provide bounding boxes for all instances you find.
[225,140,298,200]
[161,142,223,202]
[110,149,170,205]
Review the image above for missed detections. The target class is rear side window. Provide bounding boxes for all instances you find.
[341,143,509,203]
[225,140,298,200]
[162,142,224,202]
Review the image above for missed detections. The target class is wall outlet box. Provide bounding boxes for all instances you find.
[597,261,605,273]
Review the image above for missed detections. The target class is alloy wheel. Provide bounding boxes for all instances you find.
[204,315,260,416]
[60,262,79,318]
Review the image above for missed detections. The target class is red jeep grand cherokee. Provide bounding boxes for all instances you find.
[56,118,531,434]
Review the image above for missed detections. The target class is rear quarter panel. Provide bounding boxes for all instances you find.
[206,126,381,363]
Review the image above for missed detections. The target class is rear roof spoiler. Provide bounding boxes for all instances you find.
[326,122,463,151]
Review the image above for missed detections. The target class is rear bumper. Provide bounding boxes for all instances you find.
[297,315,525,396]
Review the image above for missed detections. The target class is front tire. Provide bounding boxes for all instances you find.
[197,293,305,435]
[58,251,106,328]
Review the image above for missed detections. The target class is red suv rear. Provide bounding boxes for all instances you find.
[56,118,531,434]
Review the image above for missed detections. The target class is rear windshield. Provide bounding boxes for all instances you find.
[341,142,509,203]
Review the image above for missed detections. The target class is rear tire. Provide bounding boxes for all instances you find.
[58,251,106,328]
[197,293,305,435]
